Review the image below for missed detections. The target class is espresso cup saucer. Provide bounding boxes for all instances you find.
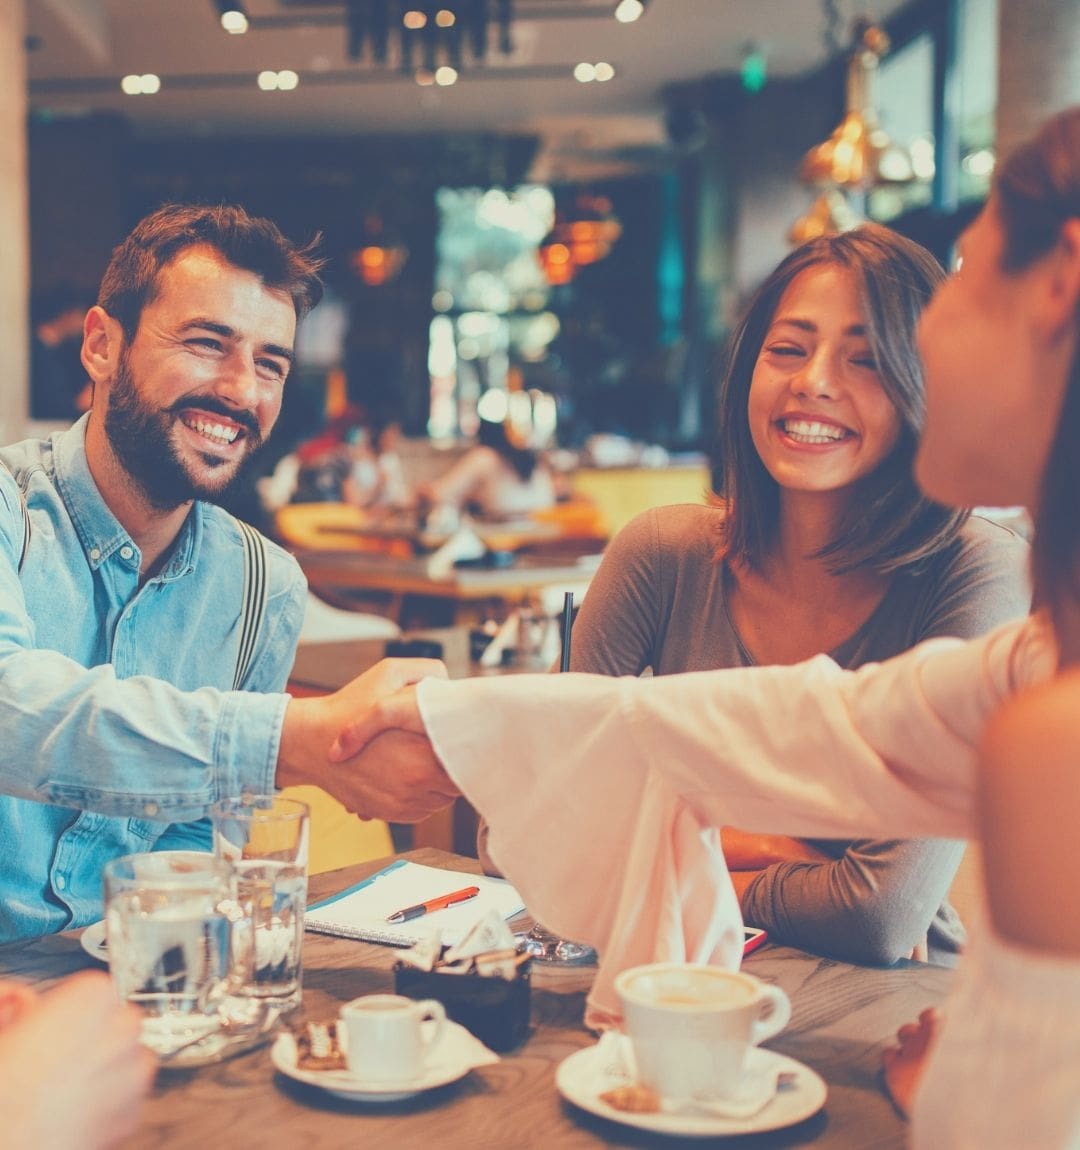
[556,1035,827,1138]
[271,1020,500,1103]
[79,919,108,963]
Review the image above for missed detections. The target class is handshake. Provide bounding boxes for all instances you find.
[277,657,460,823]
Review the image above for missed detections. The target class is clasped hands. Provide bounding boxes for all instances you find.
[278,657,457,823]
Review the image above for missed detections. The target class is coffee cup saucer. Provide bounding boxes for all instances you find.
[79,920,108,963]
[271,1020,499,1103]
[556,1035,827,1138]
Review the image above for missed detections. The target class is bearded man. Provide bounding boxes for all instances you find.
[0,203,453,941]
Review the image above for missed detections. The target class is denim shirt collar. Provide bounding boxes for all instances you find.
[52,414,201,582]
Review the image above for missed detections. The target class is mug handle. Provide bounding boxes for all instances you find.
[413,998,447,1048]
[750,984,791,1046]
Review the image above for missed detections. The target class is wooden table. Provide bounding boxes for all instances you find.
[2,849,951,1149]
[295,549,596,627]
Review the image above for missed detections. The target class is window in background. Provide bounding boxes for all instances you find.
[428,186,560,441]
[956,0,998,202]
[868,31,936,222]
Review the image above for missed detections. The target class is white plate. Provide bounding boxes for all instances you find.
[79,920,108,964]
[271,1021,484,1103]
[555,1041,827,1138]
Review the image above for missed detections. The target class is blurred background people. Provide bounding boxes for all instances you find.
[342,418,412,511]
[420,415,555,521]
[30,284,92,421]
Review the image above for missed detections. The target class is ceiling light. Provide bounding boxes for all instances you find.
[435,65,458,86]
[214,2,249,34]
[614,0,645,23]
[574,62,596,83]
[594,62,615,82]
[276,69,299,90]
[257,70,279,91]
[120,73,160,95]
[346,0,513,69]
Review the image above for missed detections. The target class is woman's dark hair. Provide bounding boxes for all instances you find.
[995,107,1080,614]
[716,222,966,576]
[477,417,537,482]
[97,202,325,340]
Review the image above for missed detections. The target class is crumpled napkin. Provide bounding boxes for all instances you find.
[591,1031,781,1120]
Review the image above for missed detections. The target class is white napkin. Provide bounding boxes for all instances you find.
[591,1031,780,1120]
[425,525,486,579]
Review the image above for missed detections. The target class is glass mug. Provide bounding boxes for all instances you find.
[103,851,234,1056]
[210,795,310,1010]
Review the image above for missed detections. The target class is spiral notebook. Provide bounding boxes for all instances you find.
[305,859,525,947]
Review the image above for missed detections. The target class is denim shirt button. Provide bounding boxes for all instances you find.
[54,874,67,891]
[143,801,160,817]
[89,547,101,561]
[120,545,135,561]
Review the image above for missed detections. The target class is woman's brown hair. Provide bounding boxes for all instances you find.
[715,223,966,575]
[996,107,1080,613]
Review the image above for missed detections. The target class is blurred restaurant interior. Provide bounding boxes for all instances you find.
[10,0,1071,508]
[2,6,1080,1139]
[0,0,1071,628]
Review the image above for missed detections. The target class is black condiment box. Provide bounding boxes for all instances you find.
[393,954,532,1053]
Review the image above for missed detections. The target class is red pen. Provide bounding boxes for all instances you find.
[386,885,481,923]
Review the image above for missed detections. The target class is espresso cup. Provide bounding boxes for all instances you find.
[340,994,446,1082]
[615,963,791,1102]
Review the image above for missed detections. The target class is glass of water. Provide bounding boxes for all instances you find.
[210,795,310,1011]
[103,851,234,1056]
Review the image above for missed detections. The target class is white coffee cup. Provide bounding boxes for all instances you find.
[340,994,447,1082]
[615,963,791,1102]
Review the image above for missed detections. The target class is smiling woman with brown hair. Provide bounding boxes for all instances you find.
[568,224,1030,968]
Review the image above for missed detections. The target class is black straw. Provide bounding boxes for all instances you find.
[559,591,574,672]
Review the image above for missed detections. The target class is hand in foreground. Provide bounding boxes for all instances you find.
[881,1007,941,1118]
[1,971,156,1149]
[279,659,459,822]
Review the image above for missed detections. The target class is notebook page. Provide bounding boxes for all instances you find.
[306,860,524,947]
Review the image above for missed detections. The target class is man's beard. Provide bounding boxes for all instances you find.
[104,354,264,511]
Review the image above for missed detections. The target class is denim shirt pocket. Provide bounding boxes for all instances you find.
[127,818,165,845]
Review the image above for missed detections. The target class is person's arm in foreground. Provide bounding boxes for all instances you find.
[332,616,1049,1023]
[908,672,1080,1150]
[0,972,155,1150]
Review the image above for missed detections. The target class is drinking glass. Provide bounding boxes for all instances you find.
[103,851,234,1056]
[210,795,309,1011]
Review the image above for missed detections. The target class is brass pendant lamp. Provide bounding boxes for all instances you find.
[798,20,914,191]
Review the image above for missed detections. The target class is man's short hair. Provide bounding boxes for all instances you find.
[97,202,325,339]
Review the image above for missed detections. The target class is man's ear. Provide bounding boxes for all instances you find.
[80,306,125,388]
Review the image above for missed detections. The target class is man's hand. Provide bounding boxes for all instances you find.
[1,971,156,1149]
[278,659,459,822]
[329,682,428,762]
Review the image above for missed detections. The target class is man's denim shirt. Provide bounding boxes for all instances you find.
[0,417,306,941]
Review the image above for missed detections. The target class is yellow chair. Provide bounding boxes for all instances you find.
[280,784,393,876]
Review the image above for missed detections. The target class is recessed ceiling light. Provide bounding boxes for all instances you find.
[614,0,645,23]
